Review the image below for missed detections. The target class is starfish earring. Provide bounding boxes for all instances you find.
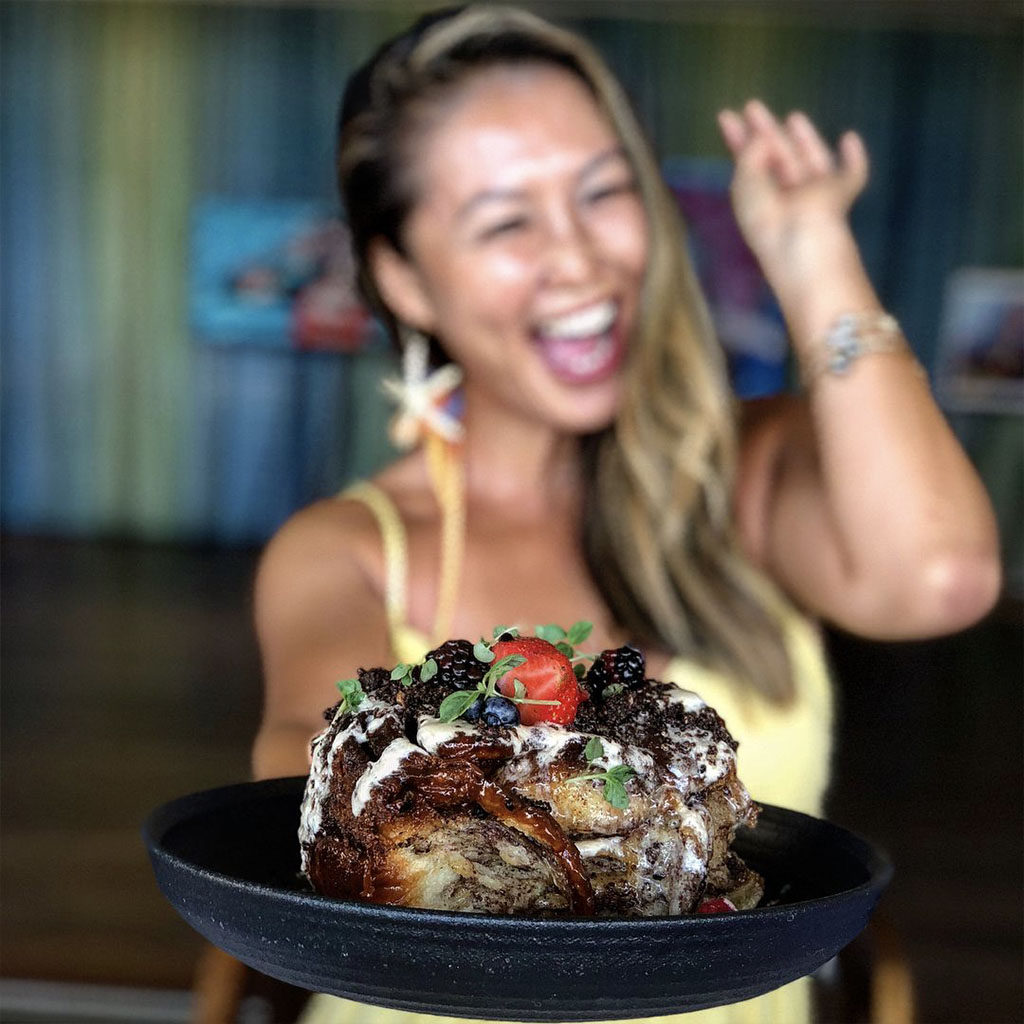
[381,328,464,450]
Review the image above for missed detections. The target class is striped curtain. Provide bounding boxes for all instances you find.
[2,3,1020,543]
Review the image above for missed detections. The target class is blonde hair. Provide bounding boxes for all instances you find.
[338,4,796,703]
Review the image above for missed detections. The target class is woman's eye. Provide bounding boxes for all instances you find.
[481,216,529,239]
[585,180,636,204]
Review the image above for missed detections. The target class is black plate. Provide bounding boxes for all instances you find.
[143,777,891,1020]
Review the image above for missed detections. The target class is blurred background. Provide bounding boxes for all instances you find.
[1,1,1021,1022]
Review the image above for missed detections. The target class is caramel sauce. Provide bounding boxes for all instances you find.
[431,733,516,763]
[361,863,412,906]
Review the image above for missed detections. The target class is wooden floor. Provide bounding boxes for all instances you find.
[1,535,1021,1022]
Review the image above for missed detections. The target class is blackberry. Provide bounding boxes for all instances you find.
[585,645,646,701]
[397,640,488,722]
[427,639,488,690]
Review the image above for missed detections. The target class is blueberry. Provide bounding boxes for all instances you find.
[461,695,485,722]
[482,695,520,727]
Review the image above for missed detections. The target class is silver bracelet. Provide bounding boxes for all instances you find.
[801,312,920,387]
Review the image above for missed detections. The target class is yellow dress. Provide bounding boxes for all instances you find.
[300,483,833,1024]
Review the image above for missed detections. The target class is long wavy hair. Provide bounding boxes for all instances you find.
[337,4,796,703]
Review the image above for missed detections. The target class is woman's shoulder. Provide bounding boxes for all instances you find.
[256,451,435,600]
[255,496,384,615]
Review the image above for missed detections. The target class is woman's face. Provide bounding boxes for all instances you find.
[373,63,648,435]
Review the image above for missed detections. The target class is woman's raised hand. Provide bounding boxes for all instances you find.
[718,103,1000,640]
[717,100,869,279]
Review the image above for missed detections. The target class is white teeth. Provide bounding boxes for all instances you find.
[539,300,617,339]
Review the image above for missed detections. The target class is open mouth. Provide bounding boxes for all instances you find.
[533,300,626,384]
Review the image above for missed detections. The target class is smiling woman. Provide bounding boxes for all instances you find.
[247,4,1000,1024]
[369,63,646,433]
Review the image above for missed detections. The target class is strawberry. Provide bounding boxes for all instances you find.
[696,897,737,914]
[491,636,585,726]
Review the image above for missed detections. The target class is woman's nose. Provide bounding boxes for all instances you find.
[541,212,599,285]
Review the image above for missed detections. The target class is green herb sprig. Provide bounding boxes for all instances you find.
[335,677,366,714]
[390,657,438,689]
[571,737,637,809]
[534,620,597,680]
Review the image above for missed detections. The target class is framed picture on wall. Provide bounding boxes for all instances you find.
[189,198,375,353]
[934,267,1024,415]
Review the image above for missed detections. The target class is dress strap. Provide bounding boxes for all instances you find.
[341,441,464,651]
[341,481,409,641]
[423,434,464,644]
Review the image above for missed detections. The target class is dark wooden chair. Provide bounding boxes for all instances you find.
[192,944,307,1023]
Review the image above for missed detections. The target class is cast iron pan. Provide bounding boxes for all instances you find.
[144,776,891,1020]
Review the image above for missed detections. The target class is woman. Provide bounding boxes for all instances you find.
[250,5,999,1021]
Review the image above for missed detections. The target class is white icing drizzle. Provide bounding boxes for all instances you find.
[299,715,367,854]
[660,685,707,713]
[661,736,735,790]
[580,734,655,778]
[416,716,581,765]
[347,697,397,729]
[575,835,625,859]
[299,698,401,852]
[415,716,485,753]
[676,804,711,878]
[365,704,398,733]
[351,737,422,816]
[510,722,578,760]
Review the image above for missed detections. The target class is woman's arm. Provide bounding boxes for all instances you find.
[721,101,1001,638]
[250,499,393,779]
